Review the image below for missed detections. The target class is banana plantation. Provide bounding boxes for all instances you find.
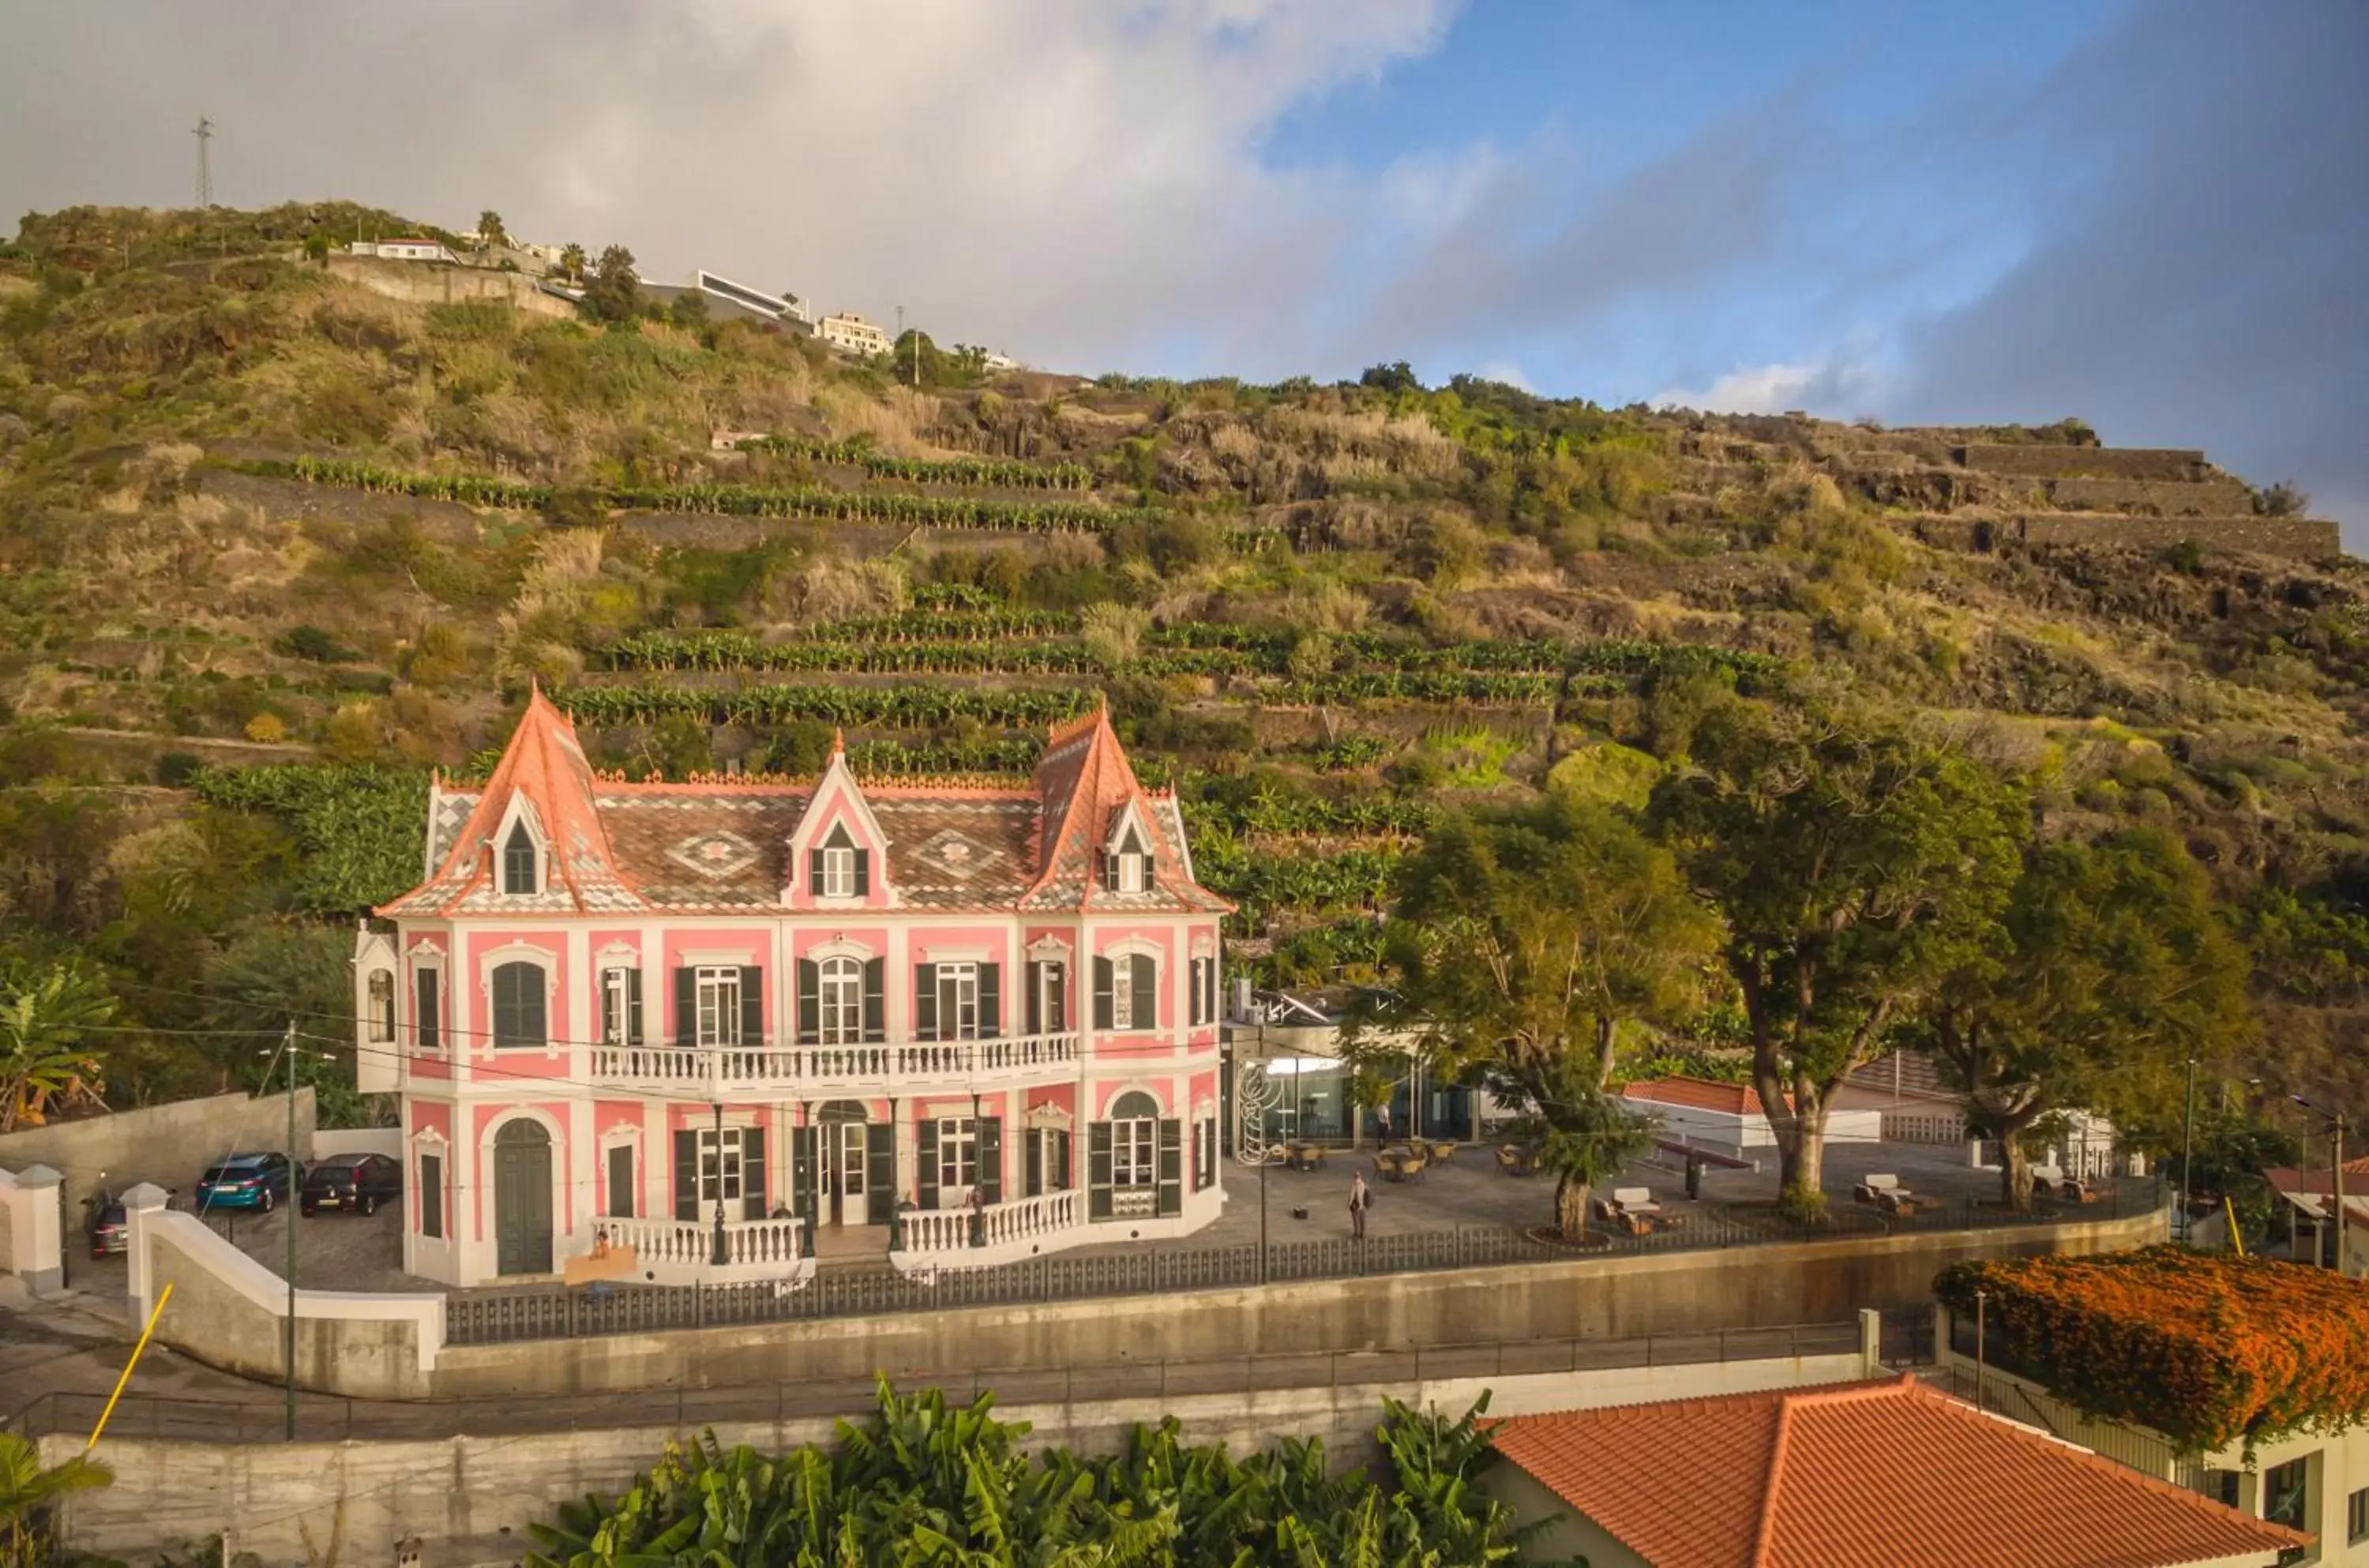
[526,1382,1526,1568]
[735,434,1098,491]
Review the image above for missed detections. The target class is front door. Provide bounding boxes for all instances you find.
[826,1121,867,1225]
[494,1120,554,1276]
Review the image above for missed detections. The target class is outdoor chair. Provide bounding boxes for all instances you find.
[1496,1144,1533,1176]
[2061,1176,2100,1204]
[1591,1196,1618,1223]
[1611,1186,1661,1217]
[1299,1144,1327,1171]
[1398,1155,1427,1183]
[1375,1151,1402,1180]
[1853,1173,1904,1206]
[1426,1140,1459,1163]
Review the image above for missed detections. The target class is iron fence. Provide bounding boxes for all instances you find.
[444,1180,2163,1347]
[1,1319,1874,1446]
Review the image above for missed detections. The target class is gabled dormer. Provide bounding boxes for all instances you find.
[494,795,548,898]
[1101,801,1154,894]
[782,734,894,910]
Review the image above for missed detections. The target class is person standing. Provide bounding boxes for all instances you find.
[1376,1102,1392,1144]
[1348,1171,1372,1240]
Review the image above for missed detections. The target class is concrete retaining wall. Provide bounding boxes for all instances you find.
[310,1127,403,1161]
[425,1205,2162,1401]
[126,1187,441,1398]
[52,1331,1882,1566]
[324,254,575,318]
[2040,476,2255,516]
[0,1089,316,1236]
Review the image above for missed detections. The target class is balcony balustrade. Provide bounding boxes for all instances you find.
[897,1189,1083,1266]
[588,1030,1083,1094]
[599,1214,807,1284]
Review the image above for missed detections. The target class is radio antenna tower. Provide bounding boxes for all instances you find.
[193,116,215,208]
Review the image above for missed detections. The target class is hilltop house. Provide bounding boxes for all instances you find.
[346,237,458,264]
[353,693,1230,1289]
[818,312,892,357]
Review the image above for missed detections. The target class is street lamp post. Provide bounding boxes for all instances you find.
[2291,1093,2353,1278]
[711,1100,727,1267]
[2178,1056,2198,1243]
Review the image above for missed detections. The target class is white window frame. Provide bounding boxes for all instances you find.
[697,1126,745,1206]
[1110,954,1140,1031]
[936,962,982,1041]
[1114,829,1149,893]
[366,969,396,1043]
[599,967,636,1046]
[936,1116,979,1195]
[1112,1115,1157,1189]
[818,956,863,1045]
[695,966,744,1048]
[501,818,541,896]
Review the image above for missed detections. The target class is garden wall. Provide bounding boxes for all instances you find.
[0,1088,316,1240]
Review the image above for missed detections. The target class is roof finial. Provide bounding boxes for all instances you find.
[830,726,846,758]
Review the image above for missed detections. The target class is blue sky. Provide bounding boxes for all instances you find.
[5,0,2364,530]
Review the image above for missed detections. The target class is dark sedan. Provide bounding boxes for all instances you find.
[195,1151,295,1212]
[88,1189,127,1257]
[299,1153,401,1217]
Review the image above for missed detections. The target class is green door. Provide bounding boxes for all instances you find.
[494,1120,554,1276]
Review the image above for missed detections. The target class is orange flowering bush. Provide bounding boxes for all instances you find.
[1934,1246,2369,1453]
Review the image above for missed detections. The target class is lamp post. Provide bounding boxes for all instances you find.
[1257,1018,1268,1286]
[711,1099,727,1267]
[2177,1056,2198,1244]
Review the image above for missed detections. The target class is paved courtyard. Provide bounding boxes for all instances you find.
[59,1136,2134,1307]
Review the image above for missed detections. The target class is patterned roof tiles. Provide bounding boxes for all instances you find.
[1491,1376,2307,1568]
[379,695,1220,917]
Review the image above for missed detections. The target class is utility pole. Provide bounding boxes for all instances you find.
[2335,1111,2351,1279]
[282,1022,298,1442]
[193,116,214,209]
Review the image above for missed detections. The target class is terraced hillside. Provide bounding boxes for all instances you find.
[1,201,2364,1126]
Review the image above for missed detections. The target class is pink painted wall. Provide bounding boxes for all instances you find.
[460,928,571,1074]
[1091,922,1181,1037]
[593,1098,650,1217]
[908,924,1015,1029]
[404,934,452,1082]
[1022,925,1081,1029]
[789,926,892,961]
[1093,1078,1177,1119]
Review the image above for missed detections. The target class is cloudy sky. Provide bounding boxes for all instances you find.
[6,1,2365,530]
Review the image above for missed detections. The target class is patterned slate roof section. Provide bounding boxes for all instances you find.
[381,696,1224,917]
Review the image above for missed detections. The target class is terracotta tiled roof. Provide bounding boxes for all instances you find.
[380,692,1220,917]
[1621,1075,1788,1116]
[1490,1376,2307,1568]
[2265,1154,2369,1195]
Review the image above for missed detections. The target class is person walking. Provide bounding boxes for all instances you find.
[1376,1103,1392,1143]
[1348,1171,1372,1240]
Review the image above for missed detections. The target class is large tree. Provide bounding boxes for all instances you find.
[1651,703,2028,1213]
[1375,798,1718,1236]
[1928,828,2253,1210]
[581,244,643,323]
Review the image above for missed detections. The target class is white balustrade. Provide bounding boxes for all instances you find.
[901,1189,1083,1257]
[598,1214,804,1278]
[588,1032,1083,1093]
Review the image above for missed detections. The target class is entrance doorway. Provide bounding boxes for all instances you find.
[494,1120,554,1276]
[818,1101,866,1228]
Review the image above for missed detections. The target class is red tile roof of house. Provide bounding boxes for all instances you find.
[1620,1075,1786,1116]
[1490,1375,2307,1568]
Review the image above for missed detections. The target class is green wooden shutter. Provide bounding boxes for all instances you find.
[979,1117,1003,1205]
[1054,1130,1072,1191]
[1131,958,1158,1033]
[674,968,696,1047]
[979,964,1001,1037]
[808,846,825,891]
[862,958,885,1041]
[1024,962,1042,1035]
[917,1118,940,1209]
[742,1126,768,1221]
[1087,1122,1113,1219]
[673,1128,698,1221]
[1026,1128,1042,1198]
[790,1124,818,1227]
[1092,957,1114,1030]
[1158,1118,1183,1217]
[1049,964,1065,1031]
[738,966,764,1045]
[915,964,939,1041]
[865,1123,895,1225]
[627,969,644,1045]
[854,850,870,896]
[797,959,820,1045]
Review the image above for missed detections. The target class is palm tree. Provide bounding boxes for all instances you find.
[0,1432,112,1568]
[558,242,586,284]
[0,966,112,1134]
[476,209,508,253]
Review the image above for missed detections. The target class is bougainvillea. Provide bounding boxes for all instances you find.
[1933,1246,2369,1453]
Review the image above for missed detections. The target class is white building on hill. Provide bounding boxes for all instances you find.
[819,312,892,357]
[347,238,457,264]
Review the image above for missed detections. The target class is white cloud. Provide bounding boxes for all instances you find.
[1651,345,1889,417]
[0,0,1461,377]
[1471,361,1534,392]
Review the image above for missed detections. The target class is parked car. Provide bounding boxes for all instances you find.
[195,1151,295,1212]
[87,1187,127,1257]
[299,1153,400,1217]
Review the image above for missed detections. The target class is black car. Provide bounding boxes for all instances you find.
[300,1153,401,1217]
[88,1188,126,1258]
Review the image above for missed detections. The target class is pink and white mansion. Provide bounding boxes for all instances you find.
[353,692,1230,1288]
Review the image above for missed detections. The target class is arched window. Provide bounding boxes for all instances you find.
[1109,1090,1159,1191]
[491,961,546,1048]
[501,821,539,895]
[366,969,396,1043]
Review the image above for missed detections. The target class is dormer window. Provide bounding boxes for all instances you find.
[501,821,539,895]
[1105,823,1150,893]
[812,823,867,899]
